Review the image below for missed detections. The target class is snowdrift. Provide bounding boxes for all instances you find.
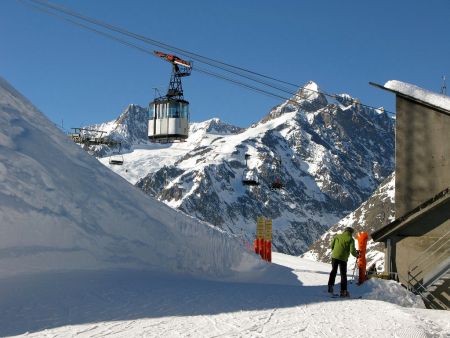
[0,76,290,282]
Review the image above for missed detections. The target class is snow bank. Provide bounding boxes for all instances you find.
[0,76,291,282]
[385,80,450,112]
[274,253,425,308]
[358,278,425,308]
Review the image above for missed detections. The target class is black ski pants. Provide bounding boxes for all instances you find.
[328,258,348,291]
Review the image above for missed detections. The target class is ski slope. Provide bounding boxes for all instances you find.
[2,253,448,338]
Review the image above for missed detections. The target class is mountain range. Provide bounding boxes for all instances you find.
[86,81,395,255]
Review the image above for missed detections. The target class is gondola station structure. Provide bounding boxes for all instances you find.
[148,51,192,143]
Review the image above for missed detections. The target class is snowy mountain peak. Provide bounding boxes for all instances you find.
[84,104,149,156]
[291,81,328,110]
[115,103,147,124]
[190,118,244,135]
[334,92,364,108]
[263,81,329,123]
[295,81,320,100]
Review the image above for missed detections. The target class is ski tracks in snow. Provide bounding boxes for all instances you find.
[2,255,449,338]
[5,288,448,338]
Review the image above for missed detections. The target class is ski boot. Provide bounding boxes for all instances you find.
[340,290,350,298]
[327,285,334,294]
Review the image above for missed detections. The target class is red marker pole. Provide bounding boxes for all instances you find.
[357,232,368,284]
[256,217,265,256]
[265,219,272,262]
[266,240,272,262]
[261,238,266,260]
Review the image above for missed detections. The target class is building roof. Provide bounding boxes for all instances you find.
[370,80,450,116]
[371,188,450,242]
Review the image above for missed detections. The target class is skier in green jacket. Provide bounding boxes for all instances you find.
[327,227,359,297]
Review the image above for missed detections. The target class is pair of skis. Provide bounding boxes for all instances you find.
[328,293,362,299]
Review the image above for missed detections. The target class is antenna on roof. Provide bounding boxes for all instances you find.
[441,75,447,95]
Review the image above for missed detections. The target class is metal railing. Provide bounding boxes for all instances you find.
[407,230,450,310]
[406,270,448,310]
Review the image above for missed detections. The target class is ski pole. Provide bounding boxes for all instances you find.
[350,258,358,284]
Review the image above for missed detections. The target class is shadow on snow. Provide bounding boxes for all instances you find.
[0,269,344,337]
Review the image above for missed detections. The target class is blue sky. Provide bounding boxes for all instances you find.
[1,0,449,129]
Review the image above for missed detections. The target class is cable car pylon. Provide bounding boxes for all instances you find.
[148,51,192,143]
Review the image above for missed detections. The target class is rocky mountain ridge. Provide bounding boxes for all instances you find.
[302,173,395,268]
[87,81,395,255]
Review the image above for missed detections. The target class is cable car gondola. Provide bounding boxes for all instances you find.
[242,154,260,186]
[148,51,191,143]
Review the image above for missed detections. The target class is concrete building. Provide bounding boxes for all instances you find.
[371,80,450,310]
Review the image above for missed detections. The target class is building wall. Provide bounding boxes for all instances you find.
[395,96,450,216]
[391,200,450,287]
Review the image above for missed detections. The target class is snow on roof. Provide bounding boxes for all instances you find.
[384,80,450,112]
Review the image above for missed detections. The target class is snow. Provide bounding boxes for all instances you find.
[0,77,447,337]
[0,76,279,281]
[98,143,193,184]
[2,253,448,338]
[385,80,450,112]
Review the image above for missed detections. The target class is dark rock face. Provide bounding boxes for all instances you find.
[304,173,395,265]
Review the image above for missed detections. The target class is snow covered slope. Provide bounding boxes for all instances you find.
[93,81,395,255]
[2,253,448,338]
[93,117,243,184]
[303,173,395,269]
[0,76,282,281]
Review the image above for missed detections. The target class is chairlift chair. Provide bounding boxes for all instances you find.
[270,157,283,190]
[242,169,260,186]
[109,143,124,165]
[271,177,283,190]
[109,154,124,165]
[242,153,260,186]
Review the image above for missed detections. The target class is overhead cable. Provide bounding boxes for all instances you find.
[20,0,394,115]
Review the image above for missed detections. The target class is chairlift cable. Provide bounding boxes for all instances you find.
[26,0,301,91]
[21,0,394,116]
[23,0,291,92]
[24,0,306,101]
[19,0,313,107]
